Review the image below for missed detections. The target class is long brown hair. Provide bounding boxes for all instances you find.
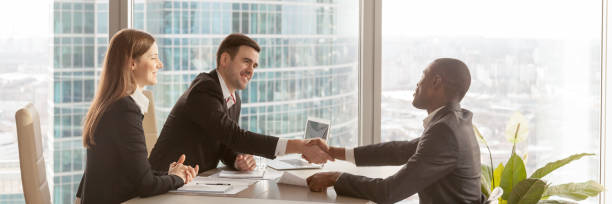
[82,29,155,148]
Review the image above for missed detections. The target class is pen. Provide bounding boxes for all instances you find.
[196,182,231,186]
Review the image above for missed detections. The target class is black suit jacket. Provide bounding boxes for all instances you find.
[334,104,482,204]
[148,69,279,173]
[76,96,184,204]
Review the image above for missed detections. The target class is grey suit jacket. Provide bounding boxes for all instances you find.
[334,104,482,204]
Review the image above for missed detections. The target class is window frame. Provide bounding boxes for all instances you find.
[603,1,610,203]
[358,0,382,146]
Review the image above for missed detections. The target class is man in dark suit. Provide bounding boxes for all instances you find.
[306,58,482,204]
[149,33,332,173]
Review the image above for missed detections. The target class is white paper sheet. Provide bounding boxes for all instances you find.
[278,171,307,187]
[209,168,284,181]
[219,170,264,178]
[176,183,232,193]
[169,176,257,195]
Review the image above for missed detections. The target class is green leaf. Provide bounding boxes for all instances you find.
[473,125,488,145]
[507,178,547,204]
[482,165,492,186]
[493,163,504,188]
[537,200,577,204]
[474,125,495,188]
[501,153,527,199]
[481,165,492,197]
[481,177,491,197]
[542,180,603,201]
[530,153,595,179]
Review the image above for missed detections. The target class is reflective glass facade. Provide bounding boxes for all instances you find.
[52,1,107,203]
[134,0,359,146]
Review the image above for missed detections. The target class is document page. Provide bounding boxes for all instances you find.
[170,176,257,195]
[219,170,265,178]
[177,183,232,193]
[278,171,308,187]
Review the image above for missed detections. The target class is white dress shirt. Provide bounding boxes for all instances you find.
[130,87,149,114]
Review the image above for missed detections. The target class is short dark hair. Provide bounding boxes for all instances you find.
[430,58,471,101]
[216,33,261,67]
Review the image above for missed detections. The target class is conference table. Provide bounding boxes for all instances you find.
[126,160,403,203]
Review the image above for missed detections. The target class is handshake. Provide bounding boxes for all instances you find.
[232,138,337,172]
[289,138,334,164]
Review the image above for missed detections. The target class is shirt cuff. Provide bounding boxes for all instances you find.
[274,138,288,156]
[345,148,355,164]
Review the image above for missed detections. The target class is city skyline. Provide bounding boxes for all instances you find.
[0,0,604,203]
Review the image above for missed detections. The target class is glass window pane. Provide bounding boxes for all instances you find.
[134,0,359,148]
[84,11,94,33]
[381,1,601,203]
[50,1,110,204]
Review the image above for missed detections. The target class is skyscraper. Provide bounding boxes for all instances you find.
[52,1,107,203]
[134,0,358,147]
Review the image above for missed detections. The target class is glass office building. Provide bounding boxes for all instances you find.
[48,1,358,203]
[52,1,108,203]
[133,1,358,146]
[0,1,604,204]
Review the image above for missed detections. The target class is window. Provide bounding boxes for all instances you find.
[381,1,601,203]
[51,1,107,204]
[1,1,609,204]
[133,0,359,148]
[0,1,54,203]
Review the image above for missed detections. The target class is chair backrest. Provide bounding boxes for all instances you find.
[15,103,51,204]
[142,90,158,157]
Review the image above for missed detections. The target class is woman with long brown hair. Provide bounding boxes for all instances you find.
[76,29,198,203]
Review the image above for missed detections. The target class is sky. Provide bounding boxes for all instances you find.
[0,1,51,39]
[383,0,602,39]
[0,0,601,39]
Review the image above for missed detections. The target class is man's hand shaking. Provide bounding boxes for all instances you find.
[302,138,334,163]
[285,138,334,164]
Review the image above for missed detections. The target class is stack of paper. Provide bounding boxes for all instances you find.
[170,176,257,195]
[177,182,233,193]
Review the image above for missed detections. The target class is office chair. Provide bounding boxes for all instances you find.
[15,103,51,204]
[142,90,158,157]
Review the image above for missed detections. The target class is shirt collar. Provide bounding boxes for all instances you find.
[130,87,149,114]
[422,106,445,128]
[217,72,235,108]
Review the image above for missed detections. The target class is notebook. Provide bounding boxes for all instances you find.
[175,182,233,193]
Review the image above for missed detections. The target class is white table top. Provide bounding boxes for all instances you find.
[126,160,402,204]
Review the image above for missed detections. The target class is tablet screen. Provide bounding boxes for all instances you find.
[305,120,329,140]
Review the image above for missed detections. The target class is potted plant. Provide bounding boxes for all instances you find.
[475,112,603,204]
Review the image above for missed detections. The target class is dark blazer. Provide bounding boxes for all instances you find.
[148,69,279,173]
[334,104,482,204]
[76,96,184,204]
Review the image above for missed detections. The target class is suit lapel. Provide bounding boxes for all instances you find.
[207,69,229,110]
[209,69,240,122]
